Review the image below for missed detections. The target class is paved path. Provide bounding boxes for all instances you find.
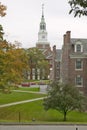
[0,97,45,108]
[0,124,87,130]
[13,90,46,94]
[0,90,46,108]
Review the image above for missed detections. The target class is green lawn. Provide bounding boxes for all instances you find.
[18,87,40,92]
[0,90,87,123]
[0,91,46,105]
[0,99,87,123]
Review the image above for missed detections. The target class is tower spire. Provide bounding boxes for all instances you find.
[42,3,44,17]
[36,4,50,50]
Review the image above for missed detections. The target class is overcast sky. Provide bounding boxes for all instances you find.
[0,0,87,49]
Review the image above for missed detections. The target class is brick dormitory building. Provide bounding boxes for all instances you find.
[52,31,87,95]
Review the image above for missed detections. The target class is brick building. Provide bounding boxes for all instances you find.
[50,45,61,81]
[61,31,87,94]
[51,31,87,94]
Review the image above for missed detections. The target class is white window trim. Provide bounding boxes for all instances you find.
[74,42,83,53]
[75,59,83,71]
[75,75,83,87]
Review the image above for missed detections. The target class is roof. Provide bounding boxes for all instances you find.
[71,38,87,45]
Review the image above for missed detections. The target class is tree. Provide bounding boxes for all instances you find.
[43,81,86,121]
[3,46,28,84]
[0,3,29,92]
[0,2,6,17]
[0,43,29,91]
[0,39,29,92]
[68,0,87,17]
[0,23,29,92]
[38,60,50,80]
[27,47,49,80]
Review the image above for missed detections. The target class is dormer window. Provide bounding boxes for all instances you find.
[74,41,83,53]
[77,44,81,52]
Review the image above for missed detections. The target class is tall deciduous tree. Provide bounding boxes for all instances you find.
[0,42,29,92]
[0,3,29,92]
[0,25,29,92]
[43,81,86,121]
[4,47,28,83]
[68,0,87,17]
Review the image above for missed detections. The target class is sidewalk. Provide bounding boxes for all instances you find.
[0,97,45,108]
[13,90,46,94]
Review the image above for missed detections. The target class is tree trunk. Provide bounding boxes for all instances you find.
[30,66,32,80]
[35,68,37,80]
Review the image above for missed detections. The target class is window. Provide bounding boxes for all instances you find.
[76,59,82,70]
[76,44,81,52]
[40,25,42,30]
[74,41,83,52]
[76,75,83,86]
[43,25,45,30]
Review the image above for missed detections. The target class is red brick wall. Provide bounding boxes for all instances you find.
[69,58,87,94]
[62,31,87,94]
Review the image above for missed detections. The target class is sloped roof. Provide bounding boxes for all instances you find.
[71,38,87,44]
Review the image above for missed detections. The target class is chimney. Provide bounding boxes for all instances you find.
[66,31,71,44]
[53,45,56,52]
[63,34,66,45]
[53,45,56,58]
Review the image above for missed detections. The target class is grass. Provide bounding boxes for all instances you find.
[18,87,40,92]
[0,100,63,122]
[0,91,46,105]
[0,89,87,123]
[0,99,87,123]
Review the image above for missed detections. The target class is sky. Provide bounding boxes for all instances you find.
[0,0,87,49]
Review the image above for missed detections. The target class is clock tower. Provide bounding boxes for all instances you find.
[36,4,50,50]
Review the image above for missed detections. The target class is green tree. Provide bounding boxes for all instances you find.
[38,60,50,80]
[43,81,86,121]
[68,0,87,17]
[27,47,49,80]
